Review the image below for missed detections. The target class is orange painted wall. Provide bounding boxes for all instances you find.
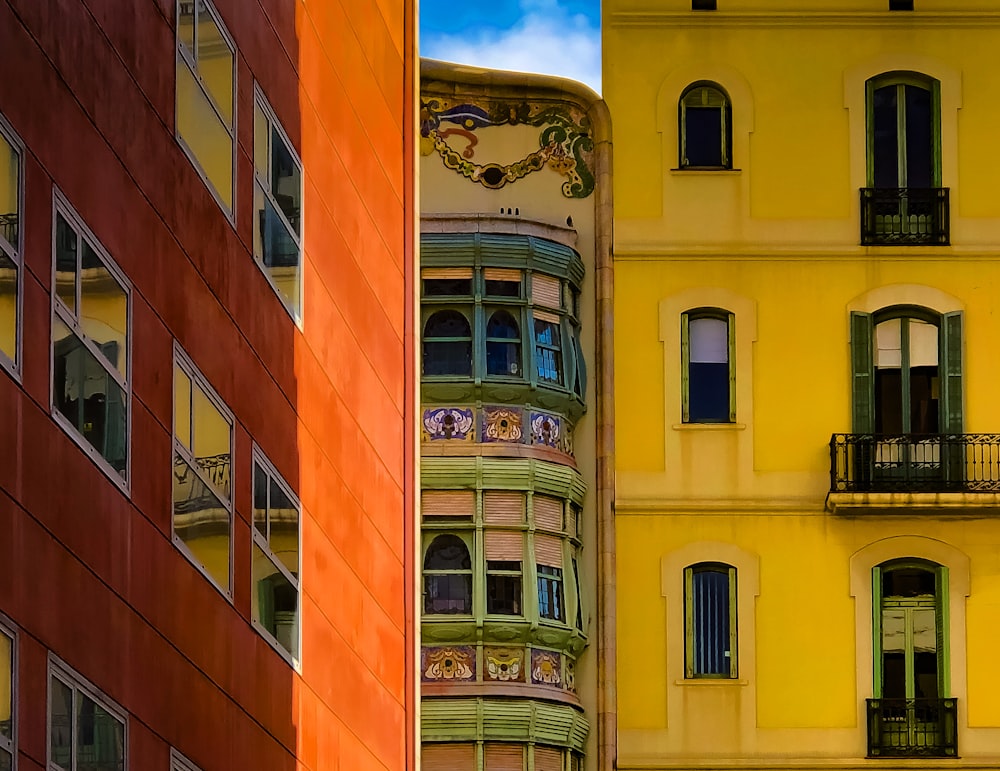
[0,0,412,769]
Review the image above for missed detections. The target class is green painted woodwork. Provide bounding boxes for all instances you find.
[865,72,942,188]
[936,567,951,698]
[680,308,736,423]
[421,697,589,752]
[421,233,585,287]
[421,457,587,504]
[683,563,737,679]
[851,311,874,434]
[872,565,883,694]
[941,311,963,433]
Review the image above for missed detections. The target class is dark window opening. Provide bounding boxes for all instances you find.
[537,565,565,622]
[486,310,521,377]
[688,566,733,676]
[889,0,913,9]
[680,84,731,168]
[486,561,522,615]
[692,0,717,9]
[424,534,473,615]
[424,277,472,296]
[423,310,472,377]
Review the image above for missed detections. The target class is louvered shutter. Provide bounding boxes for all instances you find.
[423,490,475,520]
[422,267,473,279]
[534,534,563,568]
[532,274,562,309]
[484,268,522,283]
[565,505,578,537]
[940,311,963,433]
[534,746,563,771]
[681,313,691,422]
[484,743,523,771]
[422,742,475,771]
[485,531,523,562]
[484,491,525,524]
[872,566,883,697]
[936,566,950,697]
[533,496,563,532]
[851,312,874,433]
[726,312,737,423]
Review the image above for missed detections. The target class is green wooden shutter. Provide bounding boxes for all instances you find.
[728,566,738,678]
[940,311,963,433]
[851,312,874,433]
[681,313,691,423]
[727,312,737,423]
[931,79,942,187]
[872,566,883,697]
[683,567,694,678]
[936,567,950,697]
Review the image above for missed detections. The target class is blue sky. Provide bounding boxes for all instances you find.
[420,0,602,93]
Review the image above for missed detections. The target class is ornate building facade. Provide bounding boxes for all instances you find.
[418,61,614,771]
[607,1,1000,769]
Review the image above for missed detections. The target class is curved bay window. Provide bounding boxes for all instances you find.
[684,563,737,679]
[424,310,473,377]
[679,82,732,169]
[424,534,473,615]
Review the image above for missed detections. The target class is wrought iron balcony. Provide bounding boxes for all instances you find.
[830,433,1000,494]
[860,187,949,246]
[867,698,957,758]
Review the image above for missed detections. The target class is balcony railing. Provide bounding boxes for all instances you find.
[830,433,1000,493]
[867,698,958,758]
[860,188,950,246]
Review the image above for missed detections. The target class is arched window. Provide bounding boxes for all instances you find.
[486,310,522,377]
[423,310,472,377]
[682,309,735,423]
[684,562,737,678]
[679,83,732,169]
[423,534,473,615]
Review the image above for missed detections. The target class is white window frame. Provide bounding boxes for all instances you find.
[0,613,16,771]
[172,343,235,600]
[0,113,24,381]
[174,0,237,221]
[170,748,202,771]
[252,84,304,325]
[47,654,128,771]
[50,190,132,495]
[251,445,302,668]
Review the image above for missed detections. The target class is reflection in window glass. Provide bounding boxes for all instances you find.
[50,676,72,770]
[175,0,235,213]
[0,628,11,769]
[0,252,16,368]
[423,310,472,376]
[534,317,562,383]
[252,454,300,661]
[537,565,565,622]
[0,123,19,370]
[51,205,130,481]
[49,669,126,771]
[253,94,303,319]
[173,352,233,594]
[0,129,18,249]
[486,310,521,377]
[424,534,473,614]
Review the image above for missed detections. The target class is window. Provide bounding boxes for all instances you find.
[692,0,717,8]
[424,534,473,615]
[172,347,233,595]
[0,618,14,771]
[0,116,22,376]
[679,83,731,169]
[48,659,126,771]
[51,198,131,485]
[889,0,913,9]
[684,563,737,678]
[252,450,301,663]
[485,532,522,616]
[176,0,235,214]
[421,266,584,393]
[170,749,202,771]
[681,309,735,423]
[851,308,962,435]
[253,88,303,320]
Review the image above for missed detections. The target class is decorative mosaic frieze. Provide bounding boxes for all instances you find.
[422,646,476,682]
[530,411,562,449]
[564,657,576,692]
[423,407,475,441]
[484,646,525,682]
[530,648,562,687]
[482,406,524,442]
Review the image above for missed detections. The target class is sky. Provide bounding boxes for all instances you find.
[419,0,602,93]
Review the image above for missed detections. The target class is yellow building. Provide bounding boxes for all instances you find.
[607,1,1000,768]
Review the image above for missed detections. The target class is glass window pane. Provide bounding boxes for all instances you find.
[0,632,10,742]
[77,695,124,771]
[0,748,10,771]
[80,242,128,376]
[424,277,472,296]
[486,341,521,377]
[255,188,301,316]
[270,127,300,235]
[690,317,727,363]
[192,384,230,500]
[253,544,299,659]
[685,107,723,167]
[50,676,73,770]
[692,568,730,675]
[0,252,16,363]
[195,5,233,126]
[486,570,522,615]
[177,0,195,53]
[53,323,128,475]
[0,132,18,248]
[268,477,299,576]
[253,461,268,538]
[875,318,902,369]
[55,213,77,313]
[173,365,192,450]
[176,59,233,210]
[424,535,471,570]
[535,319,562,383]
[423,574,472,615]
[423,340,472,377]
[905,85,933,189]
[873,85,899,189]
[253,102,269,178]
[909,318,938,368]
[173,453,231,592]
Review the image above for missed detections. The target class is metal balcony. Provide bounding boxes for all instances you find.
[860,188,950,246]
[867,698,958,758]
[830,433,1000,494]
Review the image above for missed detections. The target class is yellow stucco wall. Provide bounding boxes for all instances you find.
[607,3,1000,767]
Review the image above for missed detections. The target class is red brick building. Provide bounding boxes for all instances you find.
[0,0,414,769]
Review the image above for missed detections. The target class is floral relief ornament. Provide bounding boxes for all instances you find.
[484,647,525,682]
[531,648,562,686]
[484,407,523,442]
[423,646,475,681]
[423,407,474,441]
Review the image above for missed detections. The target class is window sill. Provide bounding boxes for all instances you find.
[670,168,742,175]
[674,678,749,686]
[672,423,747,431]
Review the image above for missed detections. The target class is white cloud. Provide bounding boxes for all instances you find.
[421,0,602,93]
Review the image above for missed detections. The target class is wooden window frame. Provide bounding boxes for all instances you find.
[681,308,736,424]
[423,532,475,617]
[865,72,941,189]
[679,82,732,170]
[684,562,738,679]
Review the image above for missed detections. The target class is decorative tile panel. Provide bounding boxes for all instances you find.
[564,657,576,692]
[530,648,562,686]
[530,412,561,448]
[482,406,523,442]
[423,407,475,441]
[484,646,526,682]
[422,645,476,682]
